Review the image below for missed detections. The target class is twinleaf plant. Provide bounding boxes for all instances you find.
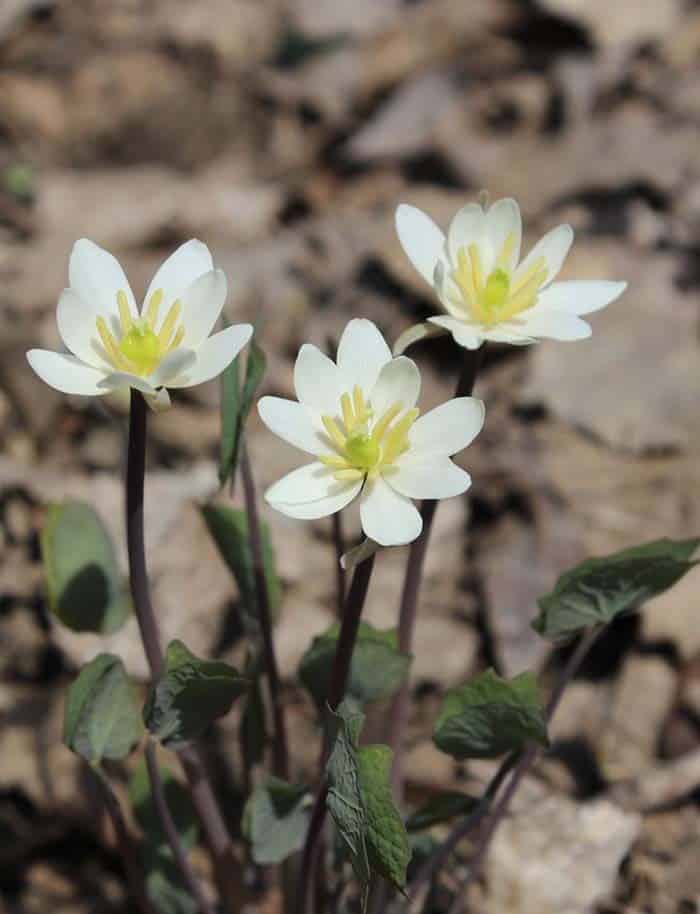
[29,198,696,914]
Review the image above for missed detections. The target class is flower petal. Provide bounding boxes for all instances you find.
[370,356,420,418]
[386,455,471,499]
[428,315,483,350]
[393,321,448,356]
[360,476,422,546]
[516,224,573,287]
[149,349,197,387]
[166,324,253,388]
[517,309,592,341]
[145,388,171,412]
[27,349,108,395]
[337,318,391,395]
[484,198,522,272]
[176,269,227,348]
[395,204,447,286]
[447,203,485,264]
[534,280,627,316]
[258,396,328,456]
[265,462,362,519]
[69,239,137,321]
[479,325,535,345]
[294,344,345,414]
[99,372,157,395]
[144,239,213,310]
[56,288,109,369]
[409,396,485,456]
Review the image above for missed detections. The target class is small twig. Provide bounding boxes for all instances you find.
[239,439,290,780]
[387,347,484,800]
[90,765,158,914]
[295,554,377,914]
[145,742,216,914]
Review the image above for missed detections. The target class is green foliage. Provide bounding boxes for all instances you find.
[405,791,479,832]
[143,640,247,747]
[3,162,35,203]
[433,669,548,760]
[299,622,410,710]
[63,654,142,764]
[129,758,199,914]
[201,504,281,634]
[41,500,130,634]
[219,339,266,487]
[243,777,311,865]
[534,537,700,641]
[326,702,410,893]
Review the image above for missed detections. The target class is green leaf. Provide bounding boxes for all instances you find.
[41,500,130,634]
[129,758,199,914]
[299,622,411,709]
[243,776,311,865]
[405,791,479,832]
[219,339,266,487]
[533,537,700,641]
[63,654,142,763]
[143,640,248,747]
[356,745,410,892]
[433,669,548,760]
[326,702,410,892]
[201,504,281,634]
[240,654,267,770]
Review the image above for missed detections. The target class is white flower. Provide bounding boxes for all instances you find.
[258,319,484,547]
[27,238,253,410]
[394,197,627,351]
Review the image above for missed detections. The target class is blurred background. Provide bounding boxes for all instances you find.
[1,1,700,912]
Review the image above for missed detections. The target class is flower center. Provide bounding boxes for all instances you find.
[449,232,548,326]
[318,385,419,482]
[94,289,185,376]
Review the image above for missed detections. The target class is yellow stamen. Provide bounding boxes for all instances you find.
[497,266,547,321]
[96,317,121,362]
[341,392,354,432]
[319,455,352,469]
[322,415,346,452]
[495,232,516,271]
[334,469,364,482]
[157,299,181,348]
[382,408,419,463]
[468,243,484,296]
[371,402,402,443]
[167,325,185,352]
[117,291,132,334]
[510,257,546,297]
[145,289,163,329]
[353,385,365,420]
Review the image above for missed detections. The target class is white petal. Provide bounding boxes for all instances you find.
[447,203,485,264]
[517,309,591,341]
[428,315,483,350]
[294,344,345,415]
[265,463,362,519]
[484,198,521,272]
[145,388,171,412]
[534,280,627,316]
[479,325,535,345]
[69,239,137,321]
[370,356,420,418]
[409,397,485,456]
[144,239,213,310]
[149,349,197,387]
[258,397,327,456]
[516,224,573,286]
[386,455,471,499]
[176,269,227,347]
[360,476,422,546]
[393,321,448,355]
[98,372,157,395]
[56,288,108,369]
[395,204,447,286]
[27,349,108,396]
[166,324,253,388]
[337,318,391,395]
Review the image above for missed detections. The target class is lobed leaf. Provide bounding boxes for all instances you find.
[63,653,142,763]
[533,537,700,641]
[143,640,247,747]
[243,776,311,865]
[405,791,479,832]
[433,669,548,760]
[41,500,130,634]
[219,339,266,487]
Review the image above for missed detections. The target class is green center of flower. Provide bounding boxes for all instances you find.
[449,232,548,326]
[319,385,419,482]
[94,288,185,376]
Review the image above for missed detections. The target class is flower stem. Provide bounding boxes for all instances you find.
[90,765,158,914]
[145,741,217,914]
[387,346,484,800]
[239,440,290,780]
[331,511,346,615]
[294,553,377,914]
[126,389,240,911]
[442,625,605,914]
